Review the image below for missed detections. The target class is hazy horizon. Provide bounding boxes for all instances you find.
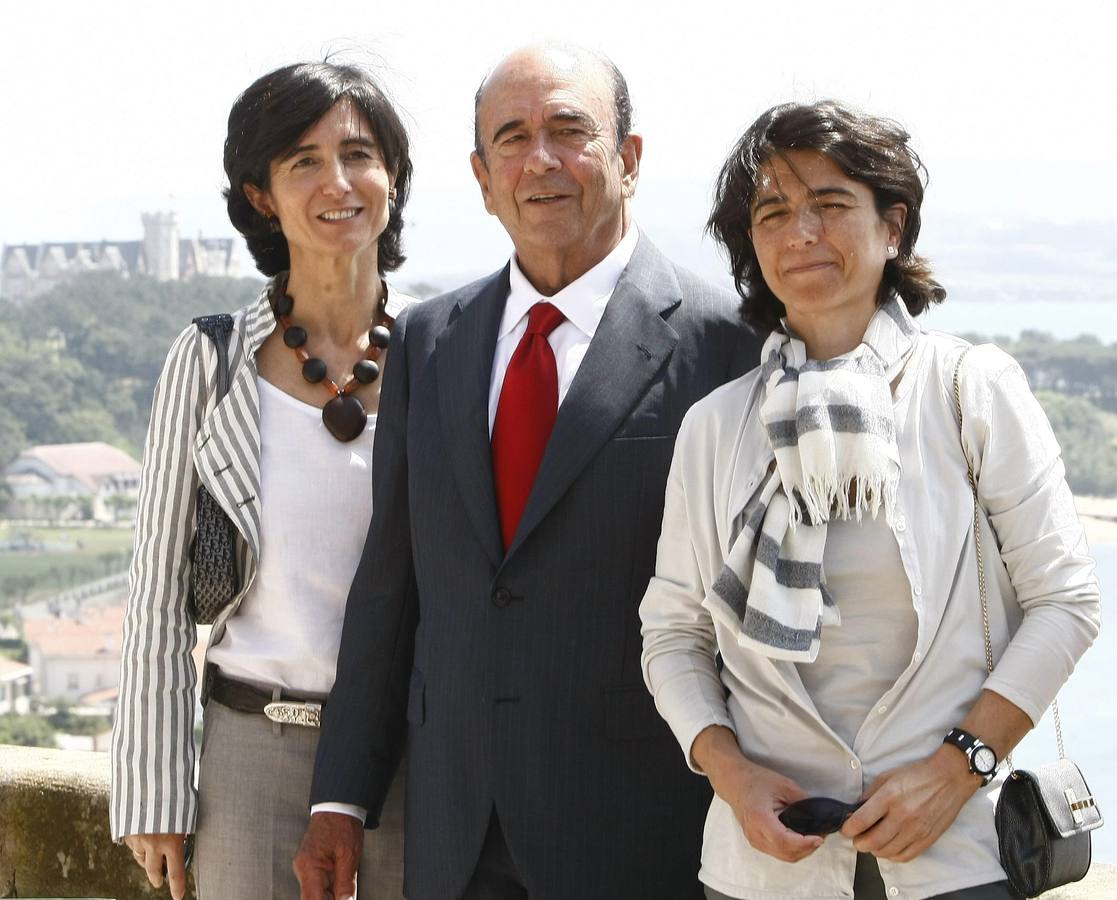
[3,0,1115,294]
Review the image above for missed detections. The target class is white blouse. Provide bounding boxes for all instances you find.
[206,377,375,695]
[799,514,917,750]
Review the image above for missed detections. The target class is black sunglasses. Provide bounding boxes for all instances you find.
[778,797,864,836]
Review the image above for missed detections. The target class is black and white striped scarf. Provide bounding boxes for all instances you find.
[703,296,918,661]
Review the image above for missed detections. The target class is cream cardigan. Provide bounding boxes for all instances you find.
[640,329,1101,900]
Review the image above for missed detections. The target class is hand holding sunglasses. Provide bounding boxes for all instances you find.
[779,797,865,836]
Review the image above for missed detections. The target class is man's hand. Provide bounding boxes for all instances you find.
[841,746,980,862]
[692,725,823,863]
[294,811,364,900]
[123,833,188,900]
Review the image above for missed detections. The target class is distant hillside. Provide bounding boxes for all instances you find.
[0,270,1113,496]
[0,272,261,468]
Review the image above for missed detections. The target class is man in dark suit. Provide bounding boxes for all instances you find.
[295,44,760,900]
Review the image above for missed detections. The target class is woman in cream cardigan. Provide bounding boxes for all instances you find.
[640,101,1100,899]
[111,62,415,899]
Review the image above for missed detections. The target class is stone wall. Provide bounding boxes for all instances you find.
[0,743,1113,898]
[0,744,195,899]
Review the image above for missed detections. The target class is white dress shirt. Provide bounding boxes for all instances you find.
[487,224,639,433]
[640,331,1101,899]
[316,225,640,825]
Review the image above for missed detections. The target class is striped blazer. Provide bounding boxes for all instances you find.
[110,280,414,840]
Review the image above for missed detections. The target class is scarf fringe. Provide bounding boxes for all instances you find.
[788,470,899,530]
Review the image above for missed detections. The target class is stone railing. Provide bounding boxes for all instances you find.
[0,744,195,899]
[1,743,1113,899]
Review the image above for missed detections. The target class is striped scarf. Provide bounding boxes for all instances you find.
[702,296,918,662]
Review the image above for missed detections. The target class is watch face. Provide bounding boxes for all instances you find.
[973,746,997,775]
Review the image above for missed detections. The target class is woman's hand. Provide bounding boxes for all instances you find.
[123,832,188,899]
[840,746,978,862]
[692,725,824,863]
[842,690,1033,862]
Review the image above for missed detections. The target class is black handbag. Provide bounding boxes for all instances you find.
[187,314,240,624]
[995,758,1101,897]
[952,350,1103,898]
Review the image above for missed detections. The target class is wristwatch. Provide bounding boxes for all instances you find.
[943,727,998,785]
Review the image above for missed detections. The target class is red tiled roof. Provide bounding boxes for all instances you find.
[23,605,124,658]
[17,443,139,491]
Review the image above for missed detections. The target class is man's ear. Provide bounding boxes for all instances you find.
[243,183,273,219]
[470,152,496,216]
[619,132,642,199]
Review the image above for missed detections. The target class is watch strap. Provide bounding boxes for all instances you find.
[944,727,997,783]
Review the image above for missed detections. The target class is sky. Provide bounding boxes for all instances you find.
[1,0,1115,288]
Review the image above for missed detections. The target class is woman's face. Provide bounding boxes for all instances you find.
[749,149,904,336]
[247,98,393,268]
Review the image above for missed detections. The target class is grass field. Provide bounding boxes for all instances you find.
[0,524,134,608]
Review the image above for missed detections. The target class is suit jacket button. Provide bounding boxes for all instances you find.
[492,587,511,608]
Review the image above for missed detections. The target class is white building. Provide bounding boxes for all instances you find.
[3,442,141,523]
[0,656,34,714]
[0,211,243,301]
[22,605,124,703]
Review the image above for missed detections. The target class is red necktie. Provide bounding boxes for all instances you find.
[491,301,566,550]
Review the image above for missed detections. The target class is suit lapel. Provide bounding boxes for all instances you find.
[505,238,681,559]
[436,269,508,568]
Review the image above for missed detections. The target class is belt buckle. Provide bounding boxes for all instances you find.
[264,700,322,728]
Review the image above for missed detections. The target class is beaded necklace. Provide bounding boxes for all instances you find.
[269,276,392,442]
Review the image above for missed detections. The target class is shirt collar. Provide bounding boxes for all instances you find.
[499,224,640,340]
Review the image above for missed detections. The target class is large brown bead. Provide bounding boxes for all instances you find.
[353,359,380,384]
[369,325,391,349]
[322,394,367,442]
[302,357,327,383]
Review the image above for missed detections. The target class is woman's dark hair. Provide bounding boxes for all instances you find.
[223,61,412,276]
[708,100,946,334]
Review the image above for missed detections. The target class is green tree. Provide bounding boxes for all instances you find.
[0,270,260,454]
[0,713,57,747]
[1035,392,1117,496]
[47,703,112,736]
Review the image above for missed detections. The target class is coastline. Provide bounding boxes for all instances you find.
[1075,495,1117,545]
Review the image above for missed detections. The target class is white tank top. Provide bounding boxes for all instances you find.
[207,376,375,695]
[796,514,918,749]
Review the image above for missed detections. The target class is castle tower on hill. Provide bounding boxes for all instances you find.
[0,212,243,302]
[141,211,180,281]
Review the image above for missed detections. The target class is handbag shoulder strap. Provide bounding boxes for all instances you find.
[192,313,235,401]
[951,348,1066,761]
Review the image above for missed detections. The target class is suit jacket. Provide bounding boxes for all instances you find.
[311,236,761,899]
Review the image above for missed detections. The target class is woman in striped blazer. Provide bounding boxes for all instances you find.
[110,61,417,899]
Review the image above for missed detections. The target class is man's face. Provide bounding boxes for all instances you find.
[470,49,640,276]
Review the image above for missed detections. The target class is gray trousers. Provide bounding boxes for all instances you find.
[194,699,405,900]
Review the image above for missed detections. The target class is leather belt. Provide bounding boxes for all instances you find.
[209,671,325,729]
